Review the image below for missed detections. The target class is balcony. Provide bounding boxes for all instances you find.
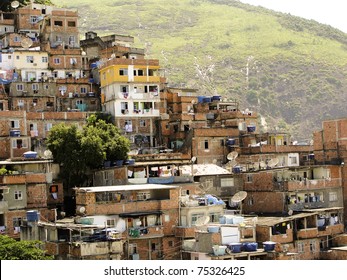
[128,225,164,239]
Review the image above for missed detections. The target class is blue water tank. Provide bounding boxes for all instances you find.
[10,130,20,137]
[26,210,40,222]
[247,125,256,132]
[197,96,205,103]
[212,95,221,101]
[226,138,235,146]
[232,166,241,173]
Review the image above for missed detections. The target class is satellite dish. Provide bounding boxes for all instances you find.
[43,150,53,159]
[191,156,197,163]
[115,218,126,233]
[212,159,217,164]
[231,191,247,214]
[288,209,293,216]
[227,151,238,161]
[195,216,210,227]
[191,99,196,104]
[11,1,20,8]
[259,161,266,169]
[267,158,279,168]
[21,37,33,49]
[231,191,247,203]
[77,206,85,214]
[110,53,116,58]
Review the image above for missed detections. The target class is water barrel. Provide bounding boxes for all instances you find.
[207,226,220,233]
[27,210,40,222]
[232,166,241,173]
[309,153,315,160]
[247,125,256,132]
[197,96,205,103]
[243,242,258,252]
[226,138,235,146]
[263,241,276,252]
[219,216,226,224]
[10,130,21,137]
[228,243,242,253]
[203,97,212,103]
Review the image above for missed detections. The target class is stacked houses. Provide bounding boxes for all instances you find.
[1,2,347,260]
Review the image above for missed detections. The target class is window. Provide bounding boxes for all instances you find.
[76,100,83,105]
[128,243,137,254]
[11,120,19,128]
[55,36,62,42]
[14,36,21,42]
[151,243,159,251]
[12,139,28,149]
[107,219,115,227]
[140,120,146,127]
[26,56,34,63]
[14,190,23,200]
[209,213,219,223]
[54,20,63,26]
[246,174,253,183]
[119,68,128,76]
[204,140,209,150]
[0,102,3,111]
[70,58,77,65]
[32,84,39,90]
[45,123,53,131]
[68,21,76,27]
[80,87,87,94]
[329,192,338,202]
[53,58,60,64]
[69,36,76,45]
[16,84,24,91]
[125,120,132,132]
[297,242,304,253]
[42,56,48,63]
[168,240,174,247]
[17,100,24,107]
[310,240,317,252]
[30,16,37,24]
[221,178,234,187]
[191,213,204,226]
[13,217,22,227]
[290,156,298,165]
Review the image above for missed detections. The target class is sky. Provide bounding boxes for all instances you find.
[239,0,347,33]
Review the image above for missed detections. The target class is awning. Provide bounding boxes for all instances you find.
[119,210,162,218]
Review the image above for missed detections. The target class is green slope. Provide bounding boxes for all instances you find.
[53,0,347,139]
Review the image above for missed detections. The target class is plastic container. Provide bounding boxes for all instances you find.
[23,151,37,159]
[243,242,258,252]
[212,245,227,256]
[207,226,220,233]
[27,210,40,222]
[228,243,242,253]
[219,216,226,224]
[263,241,276,251]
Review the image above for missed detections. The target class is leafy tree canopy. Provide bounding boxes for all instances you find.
[0,1,53,12]
[45,114,130,189]
[0,235,52,260]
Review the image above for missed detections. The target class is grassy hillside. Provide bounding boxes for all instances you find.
[53,0,347,140]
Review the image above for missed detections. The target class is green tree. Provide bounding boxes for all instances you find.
[0,1,53,12]
[45,115,130,190]
[0,235,52,260]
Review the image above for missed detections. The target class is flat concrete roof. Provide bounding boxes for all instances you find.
[78,184,179,193]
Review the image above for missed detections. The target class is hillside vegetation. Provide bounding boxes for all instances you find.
[53,0,347,140]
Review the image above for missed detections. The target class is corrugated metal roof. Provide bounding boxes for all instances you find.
[256,212,318,226]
